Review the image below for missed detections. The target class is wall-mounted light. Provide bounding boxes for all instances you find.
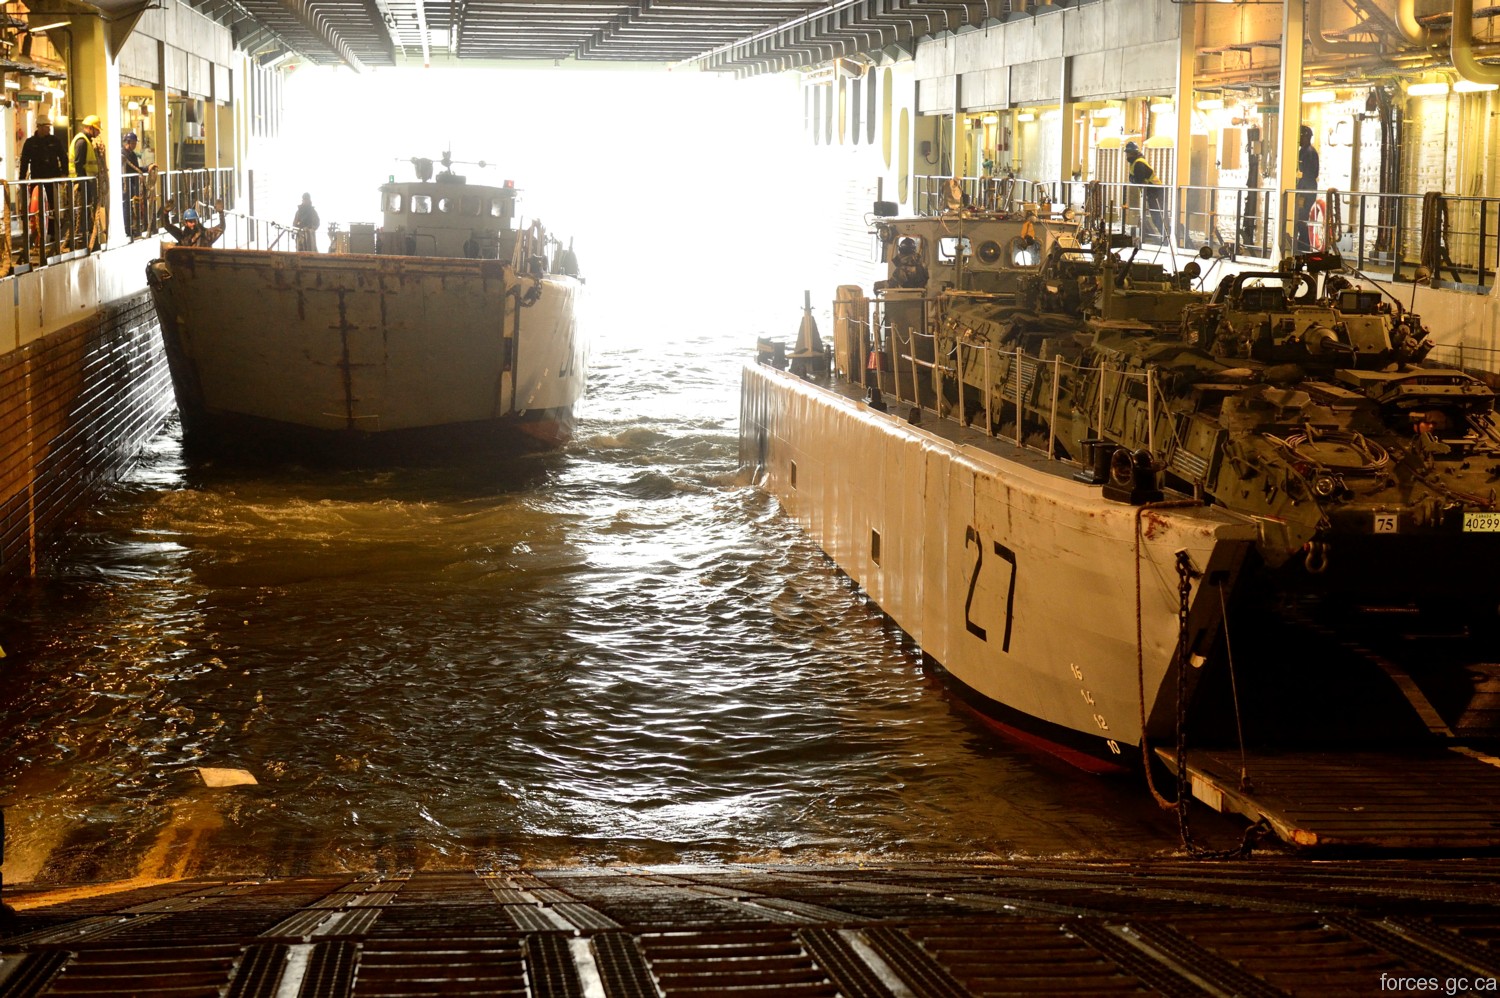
[1407,81,1450,96]
[980,113,999,124]
[1016,111,1036,122]
[1196,98,1224,111]
[1149,101,1174,114]
[1453,80,1496,93]
[1093,106,1121,119]
[1301,89,1336,103]
[3,79,18,91]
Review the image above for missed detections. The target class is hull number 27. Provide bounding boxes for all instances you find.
[964,525,1017,652]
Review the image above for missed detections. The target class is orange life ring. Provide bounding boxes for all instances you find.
[1306,198,1327,251]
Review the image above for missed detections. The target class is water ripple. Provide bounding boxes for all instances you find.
[0,326,1203,884]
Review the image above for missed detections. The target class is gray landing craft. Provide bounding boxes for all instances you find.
[146,152,587,461]
[742,203,1500,846]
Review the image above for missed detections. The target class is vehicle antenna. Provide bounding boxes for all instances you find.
[1346,263,1413,313]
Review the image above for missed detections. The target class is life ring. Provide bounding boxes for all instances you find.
[1305,198,1326,251]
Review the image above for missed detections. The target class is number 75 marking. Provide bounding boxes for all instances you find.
[964,525,1017,652]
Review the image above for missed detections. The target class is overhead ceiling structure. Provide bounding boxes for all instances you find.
[175,0,1019,74]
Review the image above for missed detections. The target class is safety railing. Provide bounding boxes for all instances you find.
[915,174,1058,216]
[915,175,1500,293]
[7,176,99,269]
[1277,188,1500,291]
[831,292,1155,465]
[2,167,239,274]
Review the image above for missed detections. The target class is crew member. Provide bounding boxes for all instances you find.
[163,202,225,247]
[1294,124,1320,253]
[293,192,320,252]
[887,237,929,289]
[18,119,66,253]
[71,114,106,249]
[1124,141,1165,240]
[121,131,147,238]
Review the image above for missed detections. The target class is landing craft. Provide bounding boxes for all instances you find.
[147,152,587,463]
[743,202,1500,847]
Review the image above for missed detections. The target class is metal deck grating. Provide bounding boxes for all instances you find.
[4,861,1500,996]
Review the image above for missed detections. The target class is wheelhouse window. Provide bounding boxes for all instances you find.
[937,236,972,264]
[411,195,432,214]
[487,200,504,218]
[437,197,454,213]
[384,192,403,212]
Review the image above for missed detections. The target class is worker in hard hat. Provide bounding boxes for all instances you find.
[71,115,103,178]
[121,131,147,238]
[1124,140,1165,240]
[70,114,107,249]
[163,200,225,247]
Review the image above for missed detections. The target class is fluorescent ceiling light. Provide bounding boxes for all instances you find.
[1301,90,1336,103]
[1407,82,1450,96]
[1453,80,1497,93]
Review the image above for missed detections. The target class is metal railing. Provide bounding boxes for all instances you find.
[913,175,1500,293]
[3,167,237,273]
[915,174,1056,215]
[834,291,1153,463]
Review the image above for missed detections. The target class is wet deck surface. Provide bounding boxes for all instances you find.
[4,859,1500,996]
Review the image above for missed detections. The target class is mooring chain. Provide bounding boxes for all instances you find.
[1172,550,1268,859]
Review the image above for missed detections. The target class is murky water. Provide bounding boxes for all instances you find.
[0,297,1218,885]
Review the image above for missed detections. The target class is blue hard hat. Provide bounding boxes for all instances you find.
[123,131,138,142]
[182,208,199,222]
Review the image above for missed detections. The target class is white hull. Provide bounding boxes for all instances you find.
[148,246,586,455]
[742,363,1258,765]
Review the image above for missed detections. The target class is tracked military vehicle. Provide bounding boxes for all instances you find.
[934,244,1500,610]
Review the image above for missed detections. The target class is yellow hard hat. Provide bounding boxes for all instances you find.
[81,114,100,128]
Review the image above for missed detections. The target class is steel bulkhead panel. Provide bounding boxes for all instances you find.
[357,268,516,430]
[173,252,351,429]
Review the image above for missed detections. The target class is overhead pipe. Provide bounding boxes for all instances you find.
[1452,0,1500,85]
[1194,50,1445,88]
[1306,0,1382,54]
[1395,0,1441,46]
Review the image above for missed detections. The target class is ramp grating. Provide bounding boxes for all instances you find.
[524,933,584,998]
[1120,922,1289,998]
[797,928,898,998]
[863,925,970,998]
[1067,920,1222,998]
[300,939,357,997]
[4,862,1500,995]
[225,942,289,998]
[1382,915,1500,977]
[0,951,66,998]
[589,932,659,998]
